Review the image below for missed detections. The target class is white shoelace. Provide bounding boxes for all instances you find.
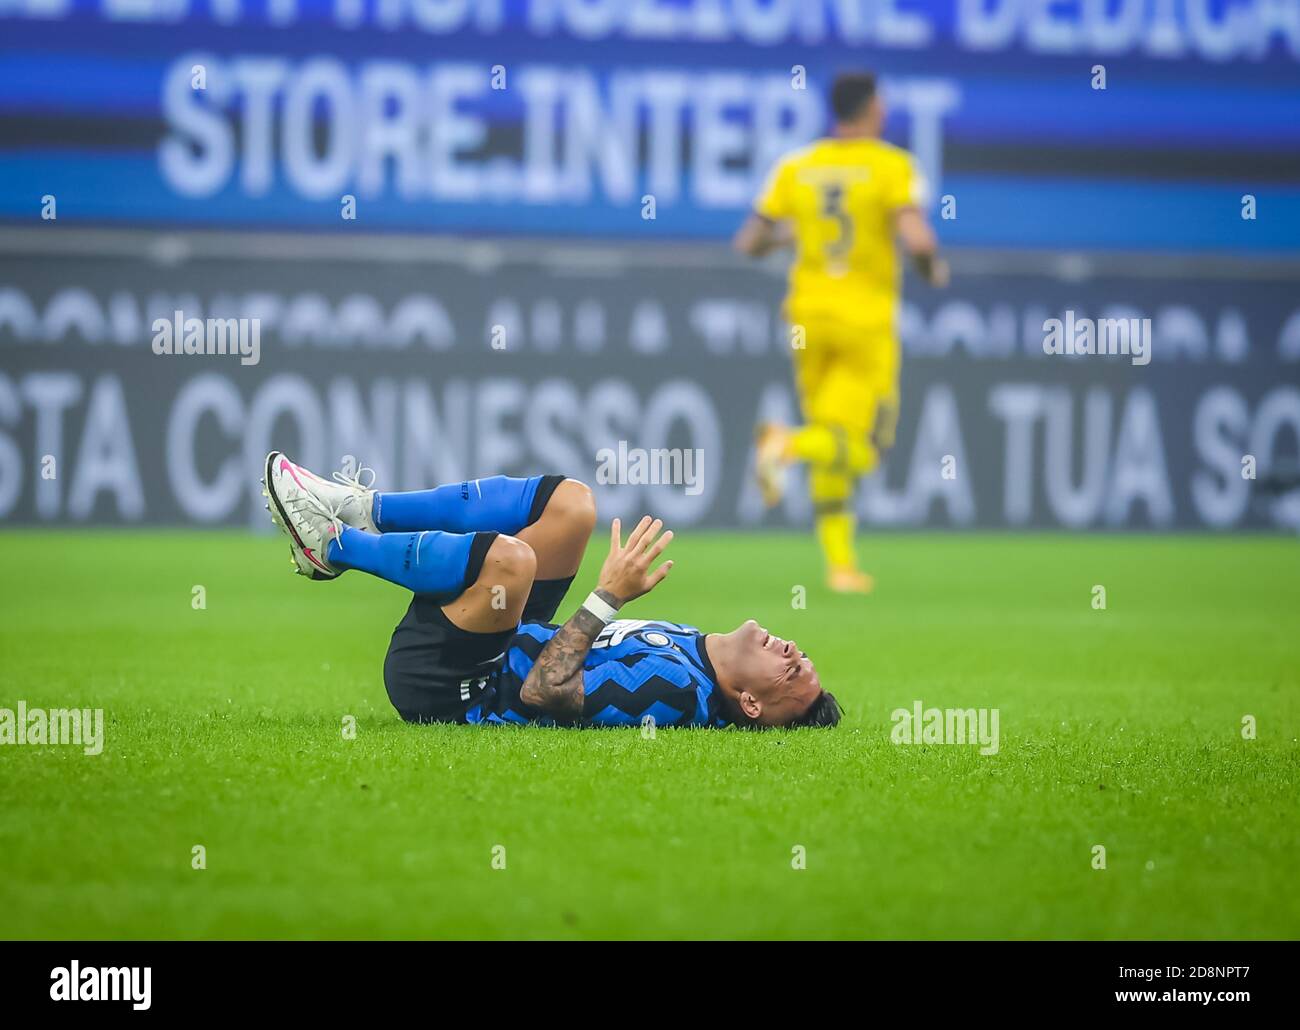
[332,465,376,493]
[288,490,348,552]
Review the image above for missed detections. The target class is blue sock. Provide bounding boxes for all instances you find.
[327,526,482,596]
[373,475,545,535]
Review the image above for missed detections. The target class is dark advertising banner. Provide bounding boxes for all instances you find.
[1,246,1298,530]
[2,0,1298,250]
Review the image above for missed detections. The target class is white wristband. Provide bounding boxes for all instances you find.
[582,591,620,625]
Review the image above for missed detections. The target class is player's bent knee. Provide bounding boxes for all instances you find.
[549,478,597,534]
[461,534,536,626]
[482,534,537,593]
[518,478,596,582]
[437,533,535,635]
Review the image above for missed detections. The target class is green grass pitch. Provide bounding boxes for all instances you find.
[1,530,1297,940]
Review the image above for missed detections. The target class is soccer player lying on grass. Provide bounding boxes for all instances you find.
[262,452,840,729]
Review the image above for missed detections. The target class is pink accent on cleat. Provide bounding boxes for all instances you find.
[279,458,309,491]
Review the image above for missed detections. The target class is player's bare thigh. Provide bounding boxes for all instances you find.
[440,534,537,634]
[515,478,597,580]
[439,479,597,634]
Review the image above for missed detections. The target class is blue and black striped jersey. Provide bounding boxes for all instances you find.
[464,619,731,728]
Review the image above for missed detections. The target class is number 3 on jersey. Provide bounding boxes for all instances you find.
[820,182,853,273]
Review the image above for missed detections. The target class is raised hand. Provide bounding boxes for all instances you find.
[597,516,674,607]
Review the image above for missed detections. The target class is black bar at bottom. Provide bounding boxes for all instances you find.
[0,940,1294,1016]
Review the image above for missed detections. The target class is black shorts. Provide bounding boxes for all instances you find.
[382,475,571,723]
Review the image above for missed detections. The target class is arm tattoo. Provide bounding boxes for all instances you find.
[520,588,619,722]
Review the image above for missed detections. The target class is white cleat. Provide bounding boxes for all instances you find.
[266,453,378,535]
[263,451,349,580]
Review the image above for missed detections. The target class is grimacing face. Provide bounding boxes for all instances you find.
[727,619,823,726]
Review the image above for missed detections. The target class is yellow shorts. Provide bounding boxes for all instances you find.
[789,314,900,446]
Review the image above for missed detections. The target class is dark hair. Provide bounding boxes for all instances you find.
[790,690,842,729]
[830,72,877,123]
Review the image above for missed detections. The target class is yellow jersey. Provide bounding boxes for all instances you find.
[753,137,927,330]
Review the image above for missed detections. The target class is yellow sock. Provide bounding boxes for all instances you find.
[810,467,857,571]
[815,510,856,571]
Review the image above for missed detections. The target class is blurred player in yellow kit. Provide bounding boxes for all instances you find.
[734,72,949,594]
